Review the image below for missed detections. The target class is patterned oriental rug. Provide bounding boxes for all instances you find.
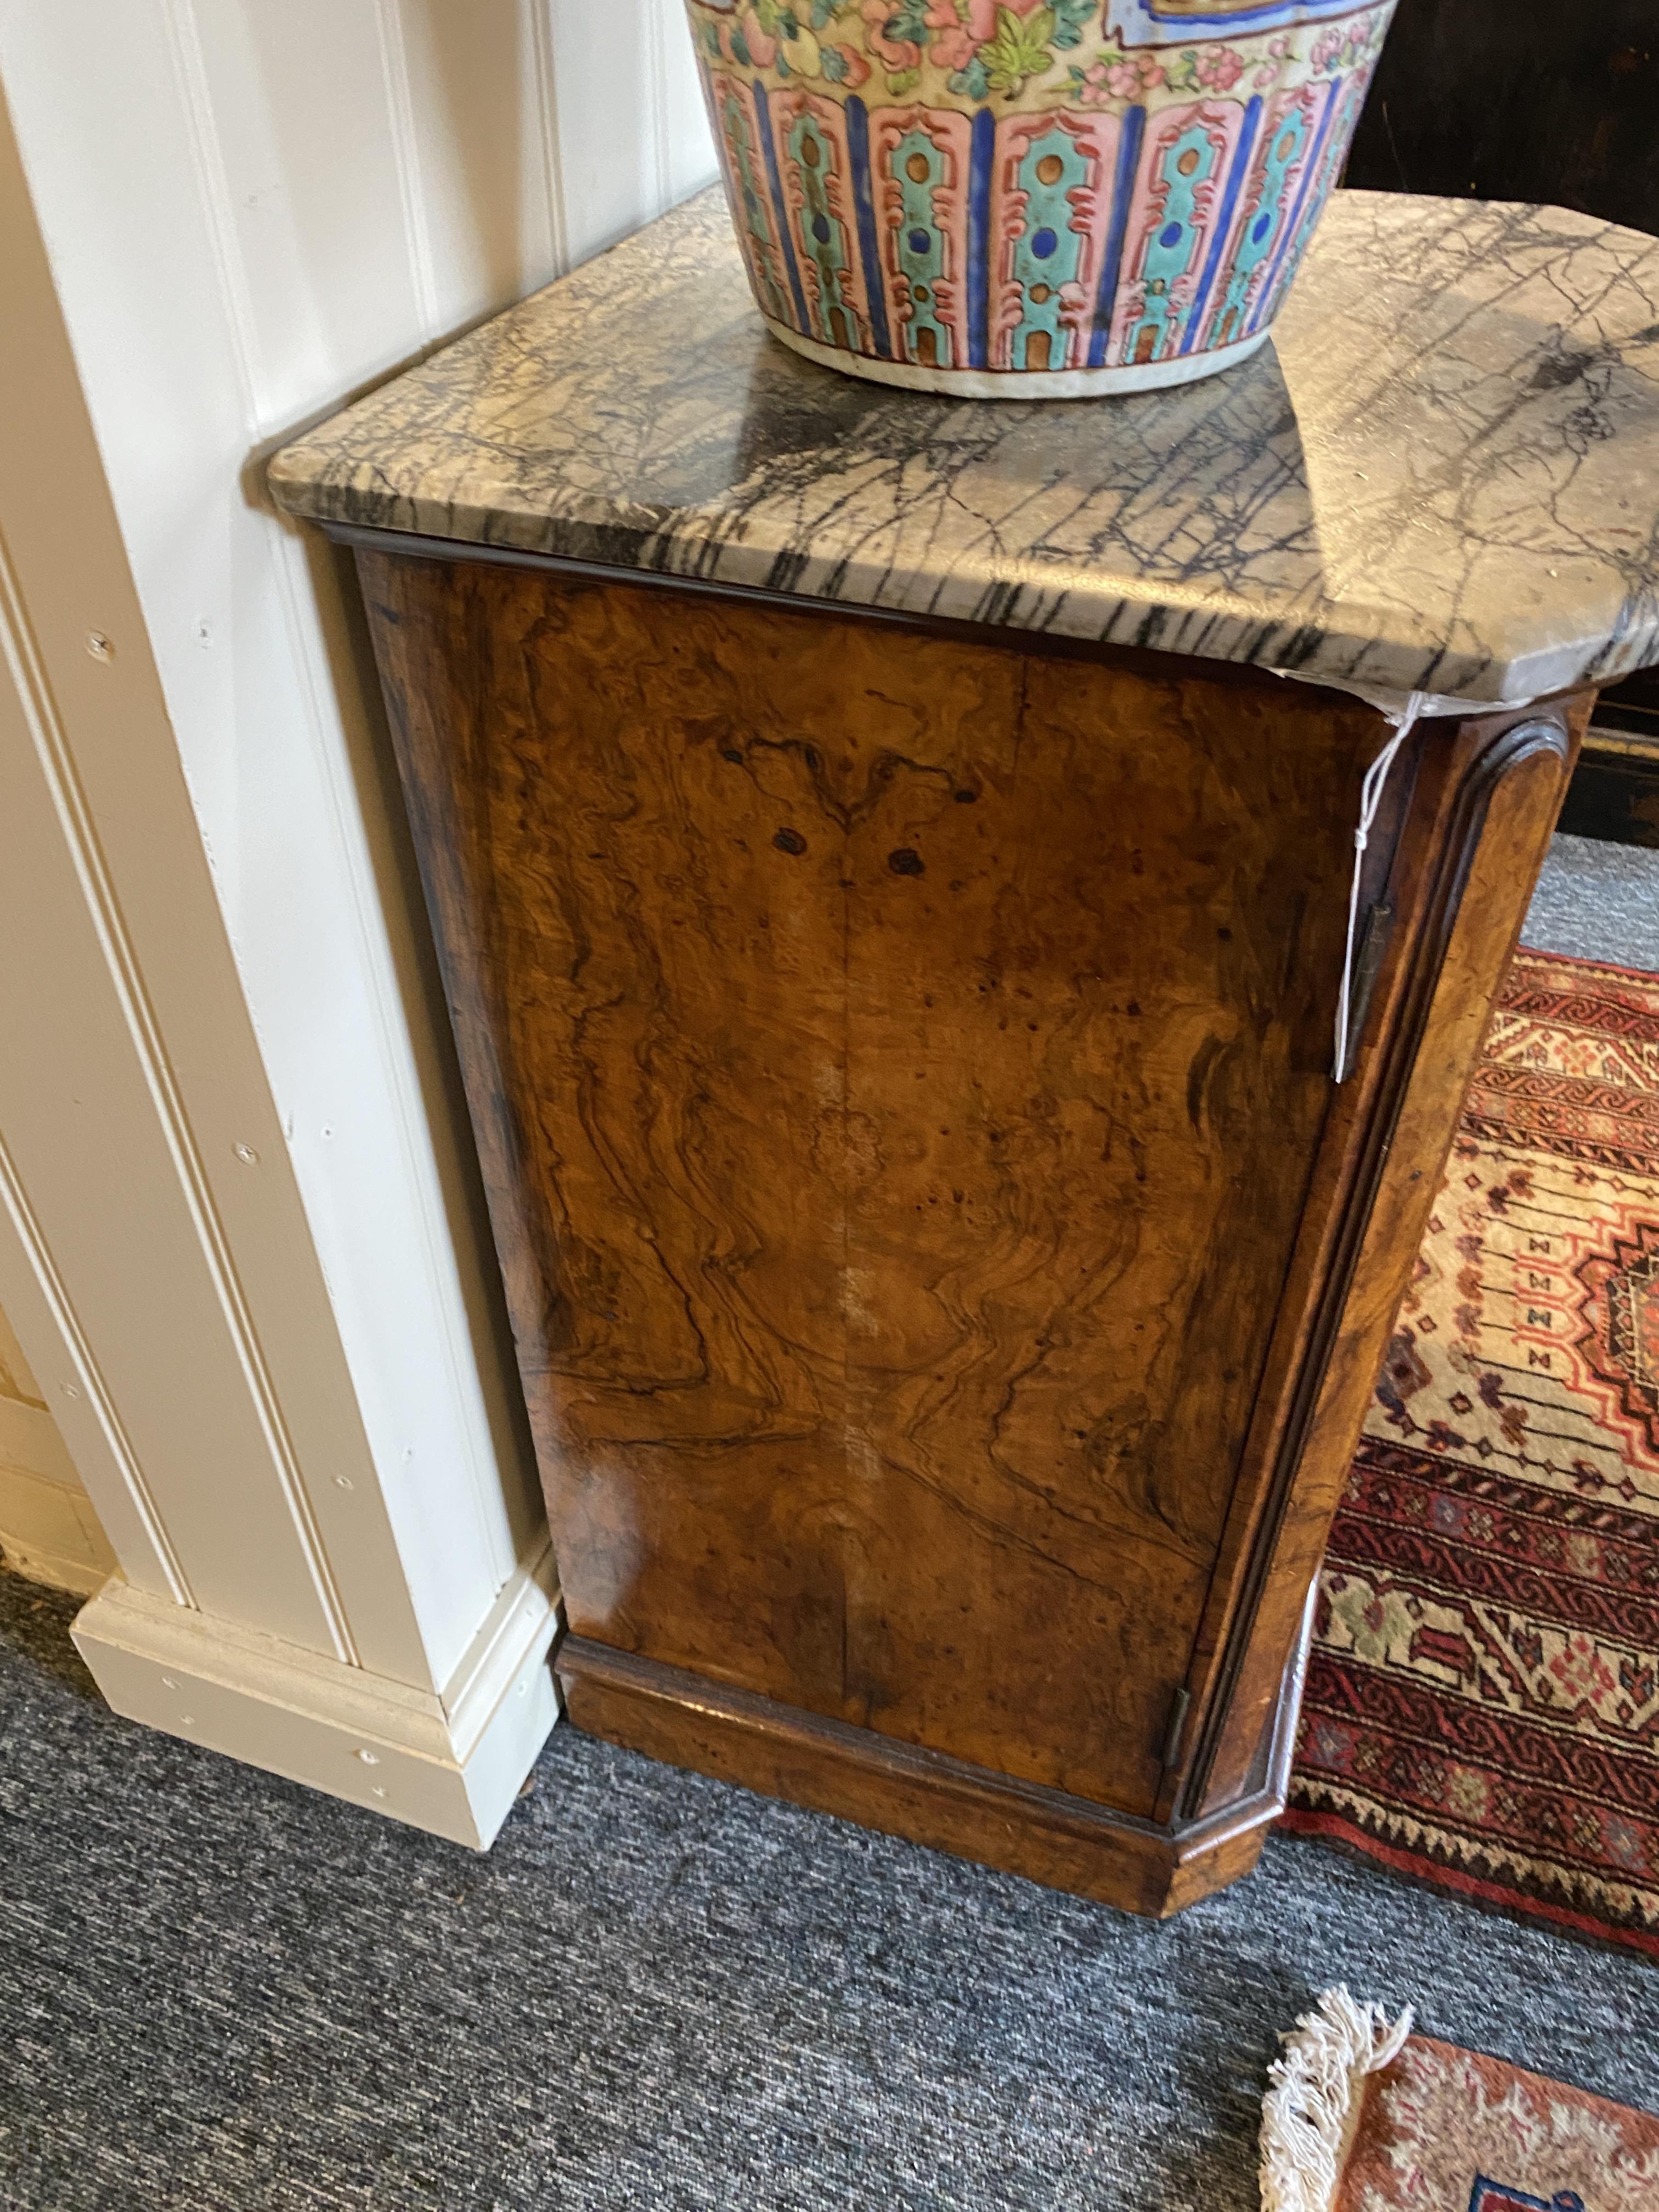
[1260,1989,1659,2212]
[1285,949,1659,1957]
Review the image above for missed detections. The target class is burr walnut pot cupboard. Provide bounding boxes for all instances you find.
[264,189,1659,1915]
[354,554,1578,1914]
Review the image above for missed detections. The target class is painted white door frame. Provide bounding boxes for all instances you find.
[0,81,559,1850]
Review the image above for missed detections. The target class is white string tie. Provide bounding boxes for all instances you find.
[1332,691,1427,1082]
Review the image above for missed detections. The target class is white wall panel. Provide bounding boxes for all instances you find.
[0,89,441,1681]
[548,0,715,266]
[0,0,715,1693]
[179,0,430,411]
[395,0,566,330]
[659,3,723,204]
[0,0,523,1680]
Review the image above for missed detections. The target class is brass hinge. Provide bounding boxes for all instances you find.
[1160,1685,1192,1772]
[1342,898,1396,1073]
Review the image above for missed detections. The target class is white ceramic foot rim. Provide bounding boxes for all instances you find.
[762,315,1273,399]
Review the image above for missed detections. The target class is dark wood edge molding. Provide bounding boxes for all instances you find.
[1177,710,1573,1821]
[558,1627,1305,1908]
[561,1633,1172,1844]
[322,519,1394,704]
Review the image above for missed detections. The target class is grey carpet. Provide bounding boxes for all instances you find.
[1,1570,1654,2212]
[1522,828,1659,968]
[2,829,1654,2212]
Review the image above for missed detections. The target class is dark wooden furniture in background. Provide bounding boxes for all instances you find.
[1347,0,1659,234]
[356,539,1581,1914]
[1348,0,1659,842]
[1557,673,1659,851]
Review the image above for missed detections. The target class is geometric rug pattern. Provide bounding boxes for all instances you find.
[1285,950,1659,1958]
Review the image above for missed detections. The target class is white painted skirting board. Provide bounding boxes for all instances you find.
[73,1538,562,1850]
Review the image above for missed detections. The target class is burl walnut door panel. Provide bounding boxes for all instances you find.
[362,553,1382,1819]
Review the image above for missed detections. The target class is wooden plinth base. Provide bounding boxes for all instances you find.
[557,1632,1303,1918]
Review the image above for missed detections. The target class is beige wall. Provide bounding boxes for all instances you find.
[0,1296,114,1595]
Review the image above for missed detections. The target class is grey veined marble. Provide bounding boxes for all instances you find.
[270,188,1659,704]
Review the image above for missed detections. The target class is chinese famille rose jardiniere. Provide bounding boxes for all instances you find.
[686,0,1395,395]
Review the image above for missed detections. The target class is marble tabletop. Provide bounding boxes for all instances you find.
[270,188,1659,705]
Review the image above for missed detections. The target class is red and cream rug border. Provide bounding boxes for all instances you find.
[1280,1804,1659,1960]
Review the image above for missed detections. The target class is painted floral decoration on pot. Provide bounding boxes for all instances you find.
[686,0,1395,396]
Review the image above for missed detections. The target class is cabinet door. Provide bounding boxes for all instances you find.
[364,553,1380,1818]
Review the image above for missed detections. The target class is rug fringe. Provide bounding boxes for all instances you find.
[1259,1987,1414,2212]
